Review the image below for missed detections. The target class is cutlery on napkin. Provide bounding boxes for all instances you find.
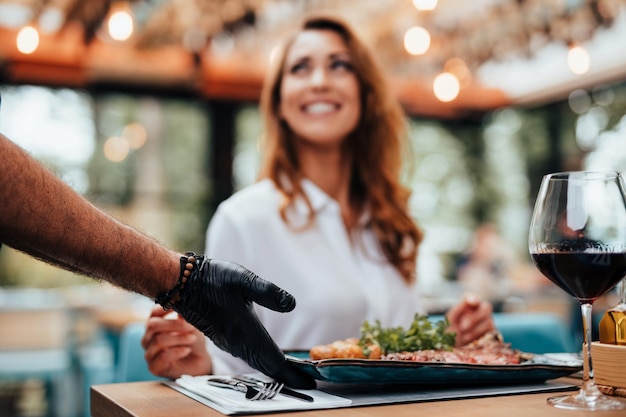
[172,374,350,415]
[233,375,315,402]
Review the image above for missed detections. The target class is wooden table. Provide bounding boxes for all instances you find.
[91,379,626,417]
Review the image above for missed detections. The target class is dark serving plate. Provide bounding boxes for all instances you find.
[285,351,582,385]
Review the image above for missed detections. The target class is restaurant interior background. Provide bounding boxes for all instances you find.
[0,0,625,416]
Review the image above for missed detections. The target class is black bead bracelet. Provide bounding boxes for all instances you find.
[155,251,197,310]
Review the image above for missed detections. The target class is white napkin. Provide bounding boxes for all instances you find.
[171,374,352,415]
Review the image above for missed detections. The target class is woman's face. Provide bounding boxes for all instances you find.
[278,29,361,148]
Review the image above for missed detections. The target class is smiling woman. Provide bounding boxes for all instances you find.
[139,14,496,384]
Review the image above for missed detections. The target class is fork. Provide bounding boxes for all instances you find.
[233,375,315,402]
[206,377,283,400]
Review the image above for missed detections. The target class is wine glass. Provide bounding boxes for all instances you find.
[529,171,626,410]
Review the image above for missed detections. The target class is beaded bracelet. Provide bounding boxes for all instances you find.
[155,251,196,310]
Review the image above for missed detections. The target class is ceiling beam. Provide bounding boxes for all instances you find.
[0,26,511,119]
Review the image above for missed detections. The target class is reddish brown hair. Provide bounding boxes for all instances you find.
[258,14,422,283]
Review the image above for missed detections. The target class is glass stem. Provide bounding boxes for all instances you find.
[580,302,602,400]
[581,302,594,383]
[618,278,626,305]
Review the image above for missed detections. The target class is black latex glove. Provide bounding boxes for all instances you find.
[169,256,316,389]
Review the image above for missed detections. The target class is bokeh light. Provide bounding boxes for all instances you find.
[404,26,430,55]
[444,57,472,88]
[108,9,133,41]
[433,72,460,102]
[122,123,147,149]
[568,89,591,114]
[103,136,130,162]
[16,25,39,54]
[413,0,438,11]
[567,45,590,75]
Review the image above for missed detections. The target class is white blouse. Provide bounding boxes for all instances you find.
[204,178,425,375]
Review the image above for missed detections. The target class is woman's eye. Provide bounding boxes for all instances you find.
[331,60,353,71]
[290,61,309,74]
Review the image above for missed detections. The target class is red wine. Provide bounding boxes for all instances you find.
[531,252,626,303]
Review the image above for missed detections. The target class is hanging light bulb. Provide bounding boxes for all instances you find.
[567,44,590,75]
[16,25,39,54]
[107,3,134,41]
[413,0,438,11]
[404,26,430,55]
[433,72,460,102]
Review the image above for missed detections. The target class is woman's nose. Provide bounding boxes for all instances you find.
[310,67,328,88]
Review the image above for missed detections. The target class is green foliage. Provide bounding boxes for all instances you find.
[359,313,456,355]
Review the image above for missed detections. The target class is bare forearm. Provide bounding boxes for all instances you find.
[0,134,179,298]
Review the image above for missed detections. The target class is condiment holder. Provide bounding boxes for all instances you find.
[591,341,626,397]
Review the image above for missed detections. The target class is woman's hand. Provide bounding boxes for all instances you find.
[142,306,212,379]
[446,294,495,346]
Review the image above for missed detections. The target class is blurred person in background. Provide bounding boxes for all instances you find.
[142,14,495,379]
[0,127,313,388]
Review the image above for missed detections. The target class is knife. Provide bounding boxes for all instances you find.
[233,376,315,402]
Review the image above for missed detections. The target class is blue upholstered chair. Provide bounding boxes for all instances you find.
[114,321,162,383]
[493,312,575,353]
[430,312,576,353]
[81,321,160,417]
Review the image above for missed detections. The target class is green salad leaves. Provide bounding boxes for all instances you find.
[359,313,456,355]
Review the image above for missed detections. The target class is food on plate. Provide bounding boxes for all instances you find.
[310,314,528,365]
[383,331,528,365]
[311,314,454,360]
[309,337,383,360]
[360,313,457,354]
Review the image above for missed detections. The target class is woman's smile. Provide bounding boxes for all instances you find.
[302,101,340,115]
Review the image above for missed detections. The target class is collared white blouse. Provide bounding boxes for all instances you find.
[205,178,425,375]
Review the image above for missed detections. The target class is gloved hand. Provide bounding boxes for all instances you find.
[167,255,315,389]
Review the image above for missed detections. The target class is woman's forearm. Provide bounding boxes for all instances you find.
[0,134,179,298]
